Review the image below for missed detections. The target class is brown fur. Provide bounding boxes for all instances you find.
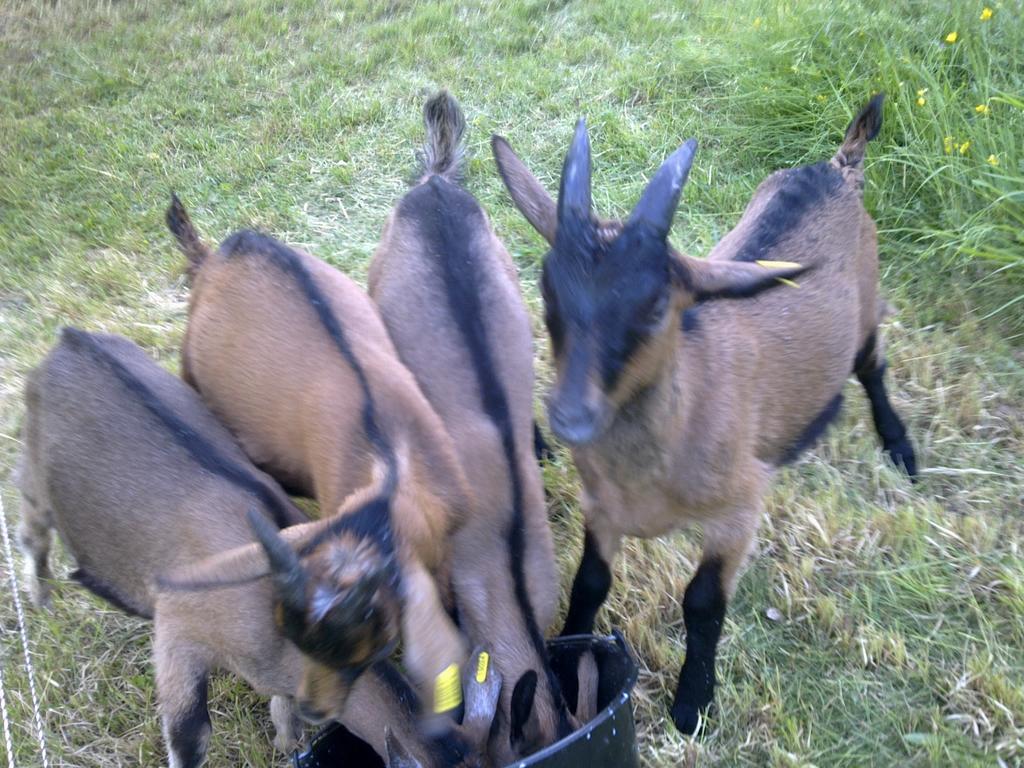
[368,92,566,765]
[170,200,471,714]
[493,95,914,732]
[14,330,433,766]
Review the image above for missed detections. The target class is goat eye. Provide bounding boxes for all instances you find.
[637,293,669,328]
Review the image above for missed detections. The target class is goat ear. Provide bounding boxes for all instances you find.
[676,255,808,302]
[385,727,423,768]
[492,135,558,244]
[509,670,538,748]
[557,119,592,227]
[155,542,271,593]
[574,650,599,724]
[461,648,503,746]
[626,139,698,242]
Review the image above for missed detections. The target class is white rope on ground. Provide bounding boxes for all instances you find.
[0,645,16,768]
[0,493,50,768]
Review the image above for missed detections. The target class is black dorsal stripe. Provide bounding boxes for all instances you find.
[733,161,844,263]
[402,176,570,731]
[62,328,300,530]
[217,231,398,568]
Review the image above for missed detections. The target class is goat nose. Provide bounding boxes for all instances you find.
[549,400,599,446]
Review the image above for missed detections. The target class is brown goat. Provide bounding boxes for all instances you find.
[15,329,422,766]
[492,95,916,734]
[368,92,573,763]
[167,196,470,718]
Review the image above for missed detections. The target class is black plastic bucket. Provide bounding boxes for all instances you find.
[293,631,640,768]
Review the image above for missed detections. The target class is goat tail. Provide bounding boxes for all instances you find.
[165,193,212,282]
[834,93,884,170]
[418,90,467,184]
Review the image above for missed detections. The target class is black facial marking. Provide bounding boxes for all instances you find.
[167,673,211,768]
[71,567,152,618]
[671,557,726,735]
[779,392,845,465]
[545,219,672,393]
[399,176,572,735]
[61,328,302,530]
[216,232,399,568]
[732,161,844,263]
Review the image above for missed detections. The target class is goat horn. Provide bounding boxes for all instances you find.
[246,507,306,608]
[627,138,698,242]
[557,118,592,226]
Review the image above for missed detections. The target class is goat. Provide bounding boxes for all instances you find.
[491,94,917,734]
[167,196,473,718]
[367,91,574,763]
[16,329,413,766]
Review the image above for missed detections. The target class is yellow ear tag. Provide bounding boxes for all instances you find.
[434,663,462,713]
[755,260,802,288]
[475,652,490,684]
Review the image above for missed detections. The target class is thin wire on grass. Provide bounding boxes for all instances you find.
[0,648,15,768]
[0,495,50,768]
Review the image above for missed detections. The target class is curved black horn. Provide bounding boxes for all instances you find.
[557,119,592,224]
[627,138,698,241]
[247,507,306,608]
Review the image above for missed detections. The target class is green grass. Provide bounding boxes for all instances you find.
[1,1,1022,766]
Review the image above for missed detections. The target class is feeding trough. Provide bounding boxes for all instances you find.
[293,631,640,768]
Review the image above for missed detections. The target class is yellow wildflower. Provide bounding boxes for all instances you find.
[945,31,958,43]
[975,103,989,114]
[980,7,993,21]
[816,94,827,103]
[917,96,926,107]
[943,136,955,154]
[986,154,999,166]
[959,140,971,155]
[753,16,763,28]
[917,88,928,97]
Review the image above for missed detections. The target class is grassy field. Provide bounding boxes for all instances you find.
[1,0,1022,766]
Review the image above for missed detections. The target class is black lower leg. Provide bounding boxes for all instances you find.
[561,530,612,636]
[857,362,917,478]
[167,676,212,768]
[533,421,554,463]
[671,558,726,735]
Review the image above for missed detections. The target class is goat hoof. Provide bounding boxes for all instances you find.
[884,437,917,480]
[669,697,710,736]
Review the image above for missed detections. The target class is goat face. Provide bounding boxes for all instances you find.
[493,124,806,446]
[537,122,698,446]
[248,510,402,721]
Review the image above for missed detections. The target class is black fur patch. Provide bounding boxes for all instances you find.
[853,332,877,374]
[732,162,844,264]
[562,529,612,636]
[680,306,701,333]
[71,568,152,618]
[400,176,572,735]
[672,557,726,733]
[61,328,301,530]
[167,673,211,768]
[779,393,845,465]
[215,232,399,568]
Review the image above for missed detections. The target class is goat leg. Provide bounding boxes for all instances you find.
[671,506,759,735]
